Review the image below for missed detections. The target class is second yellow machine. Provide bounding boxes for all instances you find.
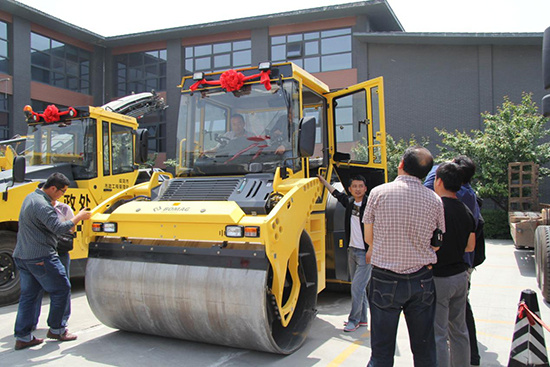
[84,62,387,354]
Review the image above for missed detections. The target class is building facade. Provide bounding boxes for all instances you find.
[0,0,544,169]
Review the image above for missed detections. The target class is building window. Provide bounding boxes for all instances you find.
[271,28,352,73]
[0,21,8,74]
[31,99,67,112]
[184,40,251,74]
[114,49,167,98]
[31,32,91,94]
[139,111,166,153]
[0,94,9,140]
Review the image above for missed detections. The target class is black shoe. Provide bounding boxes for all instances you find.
[471,358,480,366]
[15,336,44,350]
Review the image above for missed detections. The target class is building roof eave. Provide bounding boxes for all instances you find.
[354,31,543,46]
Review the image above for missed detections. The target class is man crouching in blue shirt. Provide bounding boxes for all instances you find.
[13,172,91,350]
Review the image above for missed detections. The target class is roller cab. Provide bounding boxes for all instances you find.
[84,62,387,353]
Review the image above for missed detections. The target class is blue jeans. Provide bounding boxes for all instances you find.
[347,247,371,324]
[32,252,72,329]
[14,254,70,342]
[367,266,437,367]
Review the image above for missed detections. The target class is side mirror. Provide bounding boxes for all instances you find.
[136,128,149,164]
[12,156,25,183]
[298,116,316,157]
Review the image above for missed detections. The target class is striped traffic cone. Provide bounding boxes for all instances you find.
[508,289,549,367]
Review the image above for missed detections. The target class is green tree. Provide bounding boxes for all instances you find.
[436,92,550,211]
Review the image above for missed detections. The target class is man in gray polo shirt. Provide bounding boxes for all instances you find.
[13,172,91,350]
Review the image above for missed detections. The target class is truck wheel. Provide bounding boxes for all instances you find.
[0,230,20,306]
[535,226,550,302]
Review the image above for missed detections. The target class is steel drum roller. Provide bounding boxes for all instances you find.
[85,250,316,354]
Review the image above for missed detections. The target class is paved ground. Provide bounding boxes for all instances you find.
[0,239,546,366]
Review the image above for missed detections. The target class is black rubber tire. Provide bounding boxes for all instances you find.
[534,226,550,302]
[0,230,20,306]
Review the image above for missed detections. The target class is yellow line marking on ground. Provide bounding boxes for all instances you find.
[476,318,515,325]
[477,330,512,341]
[327,330,370,367]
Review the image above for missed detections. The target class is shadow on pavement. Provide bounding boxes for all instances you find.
[514,249,535,277]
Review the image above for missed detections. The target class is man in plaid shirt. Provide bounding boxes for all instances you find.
[363,146,445,367]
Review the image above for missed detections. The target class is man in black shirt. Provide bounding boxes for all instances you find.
[432,162,476,367]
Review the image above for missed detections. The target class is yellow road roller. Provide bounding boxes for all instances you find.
[84,62,387,354]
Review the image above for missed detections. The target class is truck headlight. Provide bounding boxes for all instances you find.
[225,226,243,237]
[92,222,118,233]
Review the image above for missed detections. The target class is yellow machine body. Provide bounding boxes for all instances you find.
[84,63,387,353]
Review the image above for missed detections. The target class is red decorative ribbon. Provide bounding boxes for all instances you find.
[37,105,77,123]
[518,301,550,332]
[190,69,271,92]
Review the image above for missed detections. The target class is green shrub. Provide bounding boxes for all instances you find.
[481,209,511,239]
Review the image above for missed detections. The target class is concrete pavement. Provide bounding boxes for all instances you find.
[0,239,546,366]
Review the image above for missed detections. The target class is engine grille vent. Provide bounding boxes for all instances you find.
[158,178,240,201]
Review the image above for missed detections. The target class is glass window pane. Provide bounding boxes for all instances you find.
[214,42,231,53]
[80,60,90,76]
[128,67,143,80]
[185,47,194,58]
[233,40,251,51]
[214,54,230,68]
[145,50,158,61]
[31,51,50,68]
[159,63,166,76]
[52,57,64,73]
[287,34,302,43]
[80,80,90,94]
[271,45,286,61]
[321,28,351,38]
[321,35,351,55]
[65,45,79,63]
[145,64,157,78]
[304,32,319,40]
[31,33,50,51]
[52,39,64,50]
[185,59,194,73]
[293,59,303,68]
[304,57,320,73]
[0,40,7,58]
[271,36,286,45]
[233,50,250,67]
[305,41,318,56]
[52,73,65,88]
[321,53,351,71]
[146,78,157,91]
[0,22,7,40]
[0,57,8,74]
[31,67,50,83]
[159,77,166,90]
[66,60,78,76]
[287,43,302,59]
[195,56,211,71]
[195,45,212,57]
[67,76,78,90]
[159,49,167,60]
[128,53,143,67]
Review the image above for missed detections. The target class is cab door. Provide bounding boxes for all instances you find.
[323,77,387,281]
[325,76,387,190]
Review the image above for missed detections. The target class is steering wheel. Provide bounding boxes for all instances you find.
[214,135,231,146]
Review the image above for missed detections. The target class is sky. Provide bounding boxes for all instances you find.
[13,0,550,37]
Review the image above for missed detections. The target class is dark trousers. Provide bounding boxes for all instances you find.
[367,266,437,367]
